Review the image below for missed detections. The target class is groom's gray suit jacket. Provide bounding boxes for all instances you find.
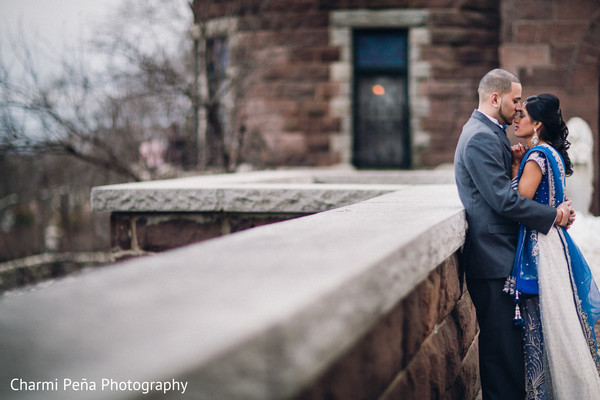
[454,110,556,279]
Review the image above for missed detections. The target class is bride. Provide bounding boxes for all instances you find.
[504,93,600,399]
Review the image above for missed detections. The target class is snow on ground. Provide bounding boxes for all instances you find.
[568,212,600,283]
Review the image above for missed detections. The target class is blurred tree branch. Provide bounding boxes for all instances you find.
[0,0,194,182]
[0,0,281,181]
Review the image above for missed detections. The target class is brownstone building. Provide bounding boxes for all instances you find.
[191,0,600,212]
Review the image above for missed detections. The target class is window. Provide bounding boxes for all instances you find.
[353,30,409,168]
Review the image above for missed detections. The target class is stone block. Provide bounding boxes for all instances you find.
[428,317,463,394]
[454,0,497,11]
[429,9,497,29]
[318,116,341,133]
[315,82,340,100]
[550,44,576,67]
[268,0,322,11]
[329,62,350,83]
[555,1,599,20]
[575,42,600,68]
[135,214,224,252]
[499,44,551,73]
[443,339,480,400]
[292,298,406,400]
[412,0,456,8]
[317,47,341,63]
[543,21,589,44]
[305,134,330,151]
[301,100,328,117]
[432,64,493,81]
[502,0,554,20]
[519,66,570,87]
[331,9,428,28]
[111,213,133,250]
[272,82,316,99]
[438,256,463,320]
[329,96,351,116]
[422,272,443,339]
[410,27,431,47]
[380,312,472,399]
[513,23,539,43]
[420,46,457,65]
[583,20,600,46]
[255,11,329,29]
[264,64,329,82]
[306,152,341,166]
[418,80,474,98]
[572,65,599,88]
[110,212,314,253]
[280,29,330,48]
[431,27,498,47]
[454,290,479,358]
[401,283,429,365]
[288,48,318,63]
[456,47,499,66]
[293,256,477,400]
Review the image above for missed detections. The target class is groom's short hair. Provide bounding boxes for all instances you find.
[478,69,520,101]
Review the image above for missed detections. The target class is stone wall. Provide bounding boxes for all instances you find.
[500,0,600,213]
[91,169,455,253]
[191,0,501,169]
[0,170,479,400]
[417,2,500,166]
[109,211,306,253]
[293,255,480,400]
[191,0,600,211]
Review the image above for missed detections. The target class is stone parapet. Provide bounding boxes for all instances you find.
[294,255,479,400]
[91,169,456,253]
[0,171,476,400]
[91,169,455,213]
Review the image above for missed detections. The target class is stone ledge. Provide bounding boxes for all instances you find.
[92,183,404,213]
[91,169,456,213]
[1,180,465,400]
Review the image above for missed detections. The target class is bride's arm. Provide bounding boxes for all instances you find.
[517,159,571,227]
[517,160,543,199]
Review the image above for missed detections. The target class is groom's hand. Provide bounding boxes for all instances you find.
[566,198,576,229]
[556,199,575,229]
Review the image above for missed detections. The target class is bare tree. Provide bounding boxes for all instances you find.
[0,0,194,182]
[1,0,318,183]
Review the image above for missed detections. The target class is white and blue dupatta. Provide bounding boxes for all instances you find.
[504,145,600,366]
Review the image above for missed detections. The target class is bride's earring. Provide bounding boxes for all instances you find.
[532,127,539,146]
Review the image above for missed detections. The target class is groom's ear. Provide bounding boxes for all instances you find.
[490,92,500,107]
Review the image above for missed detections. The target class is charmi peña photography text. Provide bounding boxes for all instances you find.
[10,377,188,395]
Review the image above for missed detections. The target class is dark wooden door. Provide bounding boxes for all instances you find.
[353,30,409,169]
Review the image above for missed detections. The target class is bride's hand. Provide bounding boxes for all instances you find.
[511,143,526,178]
[511,143,526,164]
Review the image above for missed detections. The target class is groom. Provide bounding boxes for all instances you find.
[454,69,574,399]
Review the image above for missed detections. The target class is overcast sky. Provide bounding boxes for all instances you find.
[0,0,123,48]
[0,0,191,79]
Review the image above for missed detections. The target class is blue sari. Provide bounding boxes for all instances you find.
[504,145,600,398]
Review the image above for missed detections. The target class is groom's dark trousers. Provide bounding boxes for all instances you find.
[467,278,525,399]
[454,110,556,399]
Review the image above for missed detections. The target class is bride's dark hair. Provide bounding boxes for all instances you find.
[524,93,573,176]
